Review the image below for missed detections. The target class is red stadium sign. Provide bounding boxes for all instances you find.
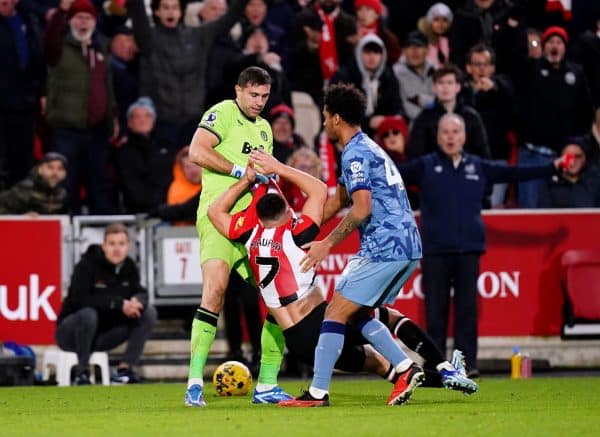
[315,210,600,336]
[0,220,62,344]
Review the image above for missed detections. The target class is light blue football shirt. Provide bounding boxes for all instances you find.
[341,131,422,262]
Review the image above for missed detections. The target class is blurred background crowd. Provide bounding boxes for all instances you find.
[1,0,599,216]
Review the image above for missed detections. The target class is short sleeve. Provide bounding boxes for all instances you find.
[292,214,320,246]
[198,104,232,143]
[342,151,372,196]
[228,211,254,243]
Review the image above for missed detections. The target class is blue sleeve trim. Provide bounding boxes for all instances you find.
[320,320,346,335]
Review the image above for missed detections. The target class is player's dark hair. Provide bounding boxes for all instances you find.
[256,194,287,221]
[324,83,366,126]
[432,63,463,83]
[237,66,272,87]
[467,43,496,65]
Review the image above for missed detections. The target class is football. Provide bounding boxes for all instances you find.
[212,361,252,396]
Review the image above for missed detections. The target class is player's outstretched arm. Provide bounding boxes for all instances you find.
[188,128,241,176]
[207,167,256,237]
[249,150,327,225]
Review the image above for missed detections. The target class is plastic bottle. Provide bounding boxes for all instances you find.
[511,346,522,379]
[521,353,532,378]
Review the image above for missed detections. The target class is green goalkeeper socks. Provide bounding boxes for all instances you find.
[187,307,218,384]
[257,318,285,385]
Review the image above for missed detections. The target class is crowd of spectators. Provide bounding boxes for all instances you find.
[1,0,599,215]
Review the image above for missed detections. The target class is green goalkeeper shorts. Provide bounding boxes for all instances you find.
[196,215,253,283]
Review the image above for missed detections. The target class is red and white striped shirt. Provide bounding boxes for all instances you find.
[228,184,320,308]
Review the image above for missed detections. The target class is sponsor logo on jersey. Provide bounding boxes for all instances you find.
[241,142,266,154]
[235,216,245,230]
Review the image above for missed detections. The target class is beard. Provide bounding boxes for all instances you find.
[70,24,94,43]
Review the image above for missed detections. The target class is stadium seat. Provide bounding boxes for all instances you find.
[42,349,110,386]
[561,250,600,339]
[291,91,321,146]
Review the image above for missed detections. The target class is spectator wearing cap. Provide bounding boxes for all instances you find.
[117,97,174,213]
[461,43,517,208]
[418,2,452,68]
[515,25,594,208]
[408,64,491,160]
[269,104,307,163]
[128,0,249,153]
[110,25,139,136]
[449,0,527,75]
[0,152,68,215]
[45,0,117,214]
[538,139,600,208]
[331,33,404,135]
[354,0,401,65]
[392,30,435,123]
[289,0,357,108]
[0,0,45,190]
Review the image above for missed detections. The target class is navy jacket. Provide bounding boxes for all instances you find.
[399,151,556,255]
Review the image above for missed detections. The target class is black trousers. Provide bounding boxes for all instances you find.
[0,110,35,190]
[422,252,480,371]
[56,306,157,373]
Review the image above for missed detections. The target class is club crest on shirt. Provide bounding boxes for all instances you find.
[564,72,576,85]
[260,131,268,141]
[465,163,476,174]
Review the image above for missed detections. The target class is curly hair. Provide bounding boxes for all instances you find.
[324,83,366,126]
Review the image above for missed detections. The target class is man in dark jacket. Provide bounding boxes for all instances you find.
[398,114,565,377]
[0,0,45,190]
[0,152,68,214]
[408,64,491,160]
[56,223,157,385]
[128,0,249,152]
[117,97,173,213]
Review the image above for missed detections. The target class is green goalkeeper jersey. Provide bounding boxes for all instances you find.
[196,100,273,219]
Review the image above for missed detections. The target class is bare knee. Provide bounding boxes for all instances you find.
[200,260,230,313]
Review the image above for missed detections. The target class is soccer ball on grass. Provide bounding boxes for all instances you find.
[212,360,252,396]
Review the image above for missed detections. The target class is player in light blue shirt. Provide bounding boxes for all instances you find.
[340,132,422,262]
[280,84,425,408]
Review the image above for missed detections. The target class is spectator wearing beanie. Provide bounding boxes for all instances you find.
[0,152,68,215]
[354,0,401,64]
[45,0,117,214]
[418,2,452,68]
[515,25,594,208]
[269,104,307,164]
[117,97,174,213]
[392,30,435,123]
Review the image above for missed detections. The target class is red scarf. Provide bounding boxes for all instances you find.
[318,131,338,195]
[316,4,339,81]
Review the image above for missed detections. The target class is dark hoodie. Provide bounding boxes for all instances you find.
[57,245,148,331]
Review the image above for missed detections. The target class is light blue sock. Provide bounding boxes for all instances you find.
[358,317,408,368]
[311,320,346,392]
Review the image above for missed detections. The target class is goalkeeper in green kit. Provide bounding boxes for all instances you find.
[184,66,292,407]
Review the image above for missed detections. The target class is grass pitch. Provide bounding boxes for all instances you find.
[1,377,598,436]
